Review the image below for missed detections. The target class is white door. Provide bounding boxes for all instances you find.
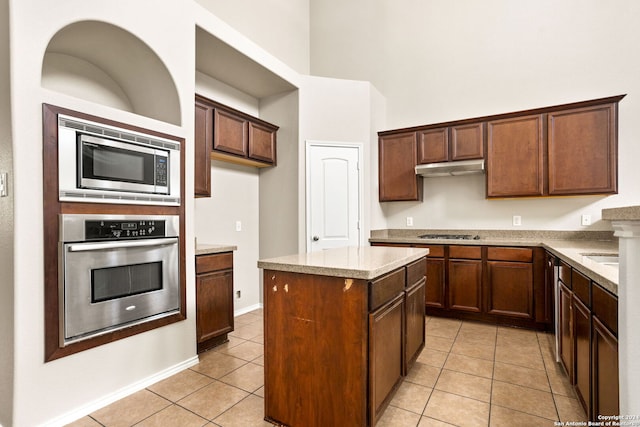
[306,142,361,252]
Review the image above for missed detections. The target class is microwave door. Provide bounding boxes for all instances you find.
[79,134,160,194]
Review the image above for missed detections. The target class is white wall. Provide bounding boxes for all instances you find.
[194,72,263,313]
[0,0,14,424]
[195,0,311,75]
[310,0,640,231]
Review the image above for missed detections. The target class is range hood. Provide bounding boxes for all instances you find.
[415,159,485,177]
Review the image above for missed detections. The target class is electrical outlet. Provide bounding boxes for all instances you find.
[581,214,592,226]
[512,215,522,226]
[406,217,414,227]
[0,172,7,197]
[235,220,242,231]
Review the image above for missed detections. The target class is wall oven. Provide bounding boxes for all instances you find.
[59,214,180,346]
[57,114,181,206]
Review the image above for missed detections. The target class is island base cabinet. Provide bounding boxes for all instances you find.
[263,271,369,427]
[369,294,404,426]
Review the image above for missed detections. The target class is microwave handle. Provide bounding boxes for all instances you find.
[67,238,178,252]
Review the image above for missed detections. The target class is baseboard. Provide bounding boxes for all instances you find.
[42,355,199,427]
[234,302,263,317]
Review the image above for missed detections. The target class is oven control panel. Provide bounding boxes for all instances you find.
[85,219,167,240]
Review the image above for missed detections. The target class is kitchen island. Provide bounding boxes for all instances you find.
[258,246,428,427]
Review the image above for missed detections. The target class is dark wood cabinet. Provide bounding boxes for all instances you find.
[379,132,421,202]
[424,245,446,309]
[194,100,212,197]
[486,114,545,198]
[448,246,482,313]
[379,95,624,201]
[405,258,426,371]
[369,293,404,426]
[371,242,549,330]
[592,316,619,418]
[573,295,592,415]
[417,128,448,163]
[451,122,484,161]
[553,256,619,420]
[264,257,426,427]
[213,108,248,157]
[417,123,484,164]
[195,94,278,176]
[195,252,234,353]
[548,103,617,195]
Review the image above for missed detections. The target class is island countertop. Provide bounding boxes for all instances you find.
[257,245,429,280]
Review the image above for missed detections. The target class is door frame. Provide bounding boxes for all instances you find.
[305,140,364,253]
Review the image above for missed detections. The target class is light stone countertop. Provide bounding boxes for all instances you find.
[602,205,640,221]
[257,246,429,280]
[196,243,238,256]
[369,229,619,295]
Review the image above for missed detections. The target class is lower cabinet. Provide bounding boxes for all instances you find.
[264,256,426,427]
[369,293,404,426]
[195,252,234,353]
[371,243,549,329]
[555,258,619,420]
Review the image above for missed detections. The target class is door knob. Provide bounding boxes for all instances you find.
[312,236,319,241]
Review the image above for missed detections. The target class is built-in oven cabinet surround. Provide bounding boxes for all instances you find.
[57,114,181,206]
[59,214,181,345]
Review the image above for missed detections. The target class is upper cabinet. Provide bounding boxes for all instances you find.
[194,94,279,197]
[486,114,545,198]
[379,132,421,202]
[417,123,484,164]
[547,103,617,196]
[378,95,625,202]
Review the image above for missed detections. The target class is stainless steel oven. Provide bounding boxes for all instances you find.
[59,214,180,345]
[57,114,181,206]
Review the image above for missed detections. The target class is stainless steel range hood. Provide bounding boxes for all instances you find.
[415,159,485,177]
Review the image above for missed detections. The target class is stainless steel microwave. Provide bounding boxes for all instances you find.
[57,114,181,206]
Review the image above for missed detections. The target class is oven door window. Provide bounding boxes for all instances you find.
[92,262,163,303]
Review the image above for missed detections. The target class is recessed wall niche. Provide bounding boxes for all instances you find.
[41,20,181,125]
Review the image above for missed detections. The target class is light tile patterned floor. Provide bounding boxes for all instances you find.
[67,312,587,427]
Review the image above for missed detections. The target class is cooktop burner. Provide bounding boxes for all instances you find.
[418,234,480,240]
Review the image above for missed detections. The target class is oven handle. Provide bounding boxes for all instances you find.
[67,238,178,252]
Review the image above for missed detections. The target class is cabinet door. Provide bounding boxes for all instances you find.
[426,257,446,309]
[379,132,421,201]
[548,103,617,195]
[196,269,233,347]
[573,296,592,416]
[559,283,573,380]
[486,261,534,319]
[213,108,248,157]
[417,128,448,164]
[248,121,276,164]
[451,122,484,161]
[592,316,619,418]
[405,278,426,372]
[448,259,482,312]
[487,114,545,197]
[369,293,404,426]
[194,100,212,197]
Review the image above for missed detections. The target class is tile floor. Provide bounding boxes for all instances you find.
[67,311,587,427]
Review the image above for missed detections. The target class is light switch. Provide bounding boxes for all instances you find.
[581,214,591,226]
[235,220,242,231]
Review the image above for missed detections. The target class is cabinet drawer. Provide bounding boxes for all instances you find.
[572,269,591,307]
[449,245,481,259]
[416,244,444,258]
[369,268,405,311]
[196,252,233,274]
[487,247,532,262]
[592,284,618,335]
[559,260,572,287]
[406,257,426,287]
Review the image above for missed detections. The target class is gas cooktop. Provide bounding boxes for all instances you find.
[418,234,481,240]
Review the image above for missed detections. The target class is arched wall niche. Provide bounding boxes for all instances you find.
[41,20,181,125]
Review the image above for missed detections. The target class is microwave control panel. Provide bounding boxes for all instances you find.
[85,219,167,240]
